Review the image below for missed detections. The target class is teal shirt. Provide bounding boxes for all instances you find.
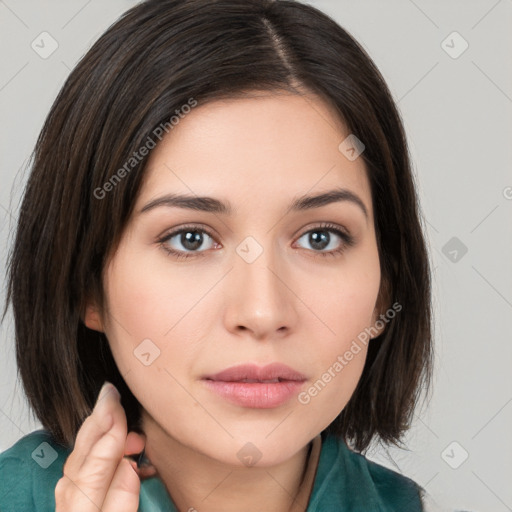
[0,429,424,511]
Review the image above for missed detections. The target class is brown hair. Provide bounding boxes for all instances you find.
[3,0,432,451]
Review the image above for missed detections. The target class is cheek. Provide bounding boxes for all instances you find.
[296,251,379,416]
[100,253,209,420]
[100,247,222,390]
[296,288,372,430]
[103,247,214,343]
[294,335,369,437]
[309,252,381,345]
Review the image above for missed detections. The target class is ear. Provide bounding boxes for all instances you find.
[82,301,104,332]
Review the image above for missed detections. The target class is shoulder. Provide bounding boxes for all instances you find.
[312,434,424,511]
[358,449,423,504]
[0,429,70,512]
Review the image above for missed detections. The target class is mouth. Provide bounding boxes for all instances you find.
[201,363,307,408]
[220,378,285,383]
[202,362,307,383]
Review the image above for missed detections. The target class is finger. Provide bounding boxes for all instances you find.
[101,457,141,512]
[64,382,119,475]
[58,383,128,510]
[78,388,128,477]
[124,432,158,480]
[124,431,145,456]
[134,464,158,480]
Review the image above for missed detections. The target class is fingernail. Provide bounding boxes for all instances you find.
[98,381,112,400]
[111,384,121,401]
[99,381,109,395]
[96,381,120,407]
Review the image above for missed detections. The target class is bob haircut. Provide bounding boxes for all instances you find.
[3,0,432,451]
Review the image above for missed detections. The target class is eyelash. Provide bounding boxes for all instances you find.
[156,222,355,260]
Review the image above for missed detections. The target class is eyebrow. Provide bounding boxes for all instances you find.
[139,187,368,219]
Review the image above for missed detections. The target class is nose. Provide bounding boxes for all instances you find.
[223,241,299,341]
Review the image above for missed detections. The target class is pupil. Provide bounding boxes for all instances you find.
[182,231,203,250]
[310,230,329,250]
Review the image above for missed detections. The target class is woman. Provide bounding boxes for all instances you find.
[1,0,435,510]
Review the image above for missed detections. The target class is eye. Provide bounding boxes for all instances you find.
[157,225,219,260]
[294,222,355,257]
[157,222,355,260]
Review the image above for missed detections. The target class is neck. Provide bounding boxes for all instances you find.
[141,413,314,512]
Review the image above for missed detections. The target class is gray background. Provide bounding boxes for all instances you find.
[1,1,511,511]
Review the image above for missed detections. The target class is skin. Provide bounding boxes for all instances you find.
[79,91,387,512]
[56,383,151,510]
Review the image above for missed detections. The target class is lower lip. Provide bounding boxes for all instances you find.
[202,380,305,408]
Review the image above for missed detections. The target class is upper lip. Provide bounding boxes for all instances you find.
[203,363,307,383]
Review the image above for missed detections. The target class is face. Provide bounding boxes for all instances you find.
[85,90,385,467]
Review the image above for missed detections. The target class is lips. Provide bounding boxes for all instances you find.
[203,362,307,383]
[202,363,307,408]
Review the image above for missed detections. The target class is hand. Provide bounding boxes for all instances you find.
[55,382,156,511]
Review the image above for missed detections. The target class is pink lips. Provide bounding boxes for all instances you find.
[202,363,307,408]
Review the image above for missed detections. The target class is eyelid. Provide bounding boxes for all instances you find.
[292,222,355,252]
[294,221,352,240]
[157,223,220,252]
[158,222,351,243]
[156,222,217,240]
[157,221,355,259]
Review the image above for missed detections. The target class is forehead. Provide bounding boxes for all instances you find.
[135,92,372,216]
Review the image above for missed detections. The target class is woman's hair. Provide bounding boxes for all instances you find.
[3,0,432,451]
